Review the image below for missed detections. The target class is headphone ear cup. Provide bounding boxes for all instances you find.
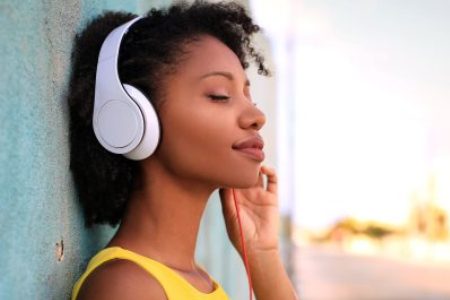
[122,84,161,160]
[93,98,144,155]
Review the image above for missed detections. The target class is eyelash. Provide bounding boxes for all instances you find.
[207,94,258,106]
[208,94,230,101]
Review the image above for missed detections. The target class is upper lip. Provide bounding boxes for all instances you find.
[232,135,264,150]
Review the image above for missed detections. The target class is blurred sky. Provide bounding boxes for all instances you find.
[252,0,450,230]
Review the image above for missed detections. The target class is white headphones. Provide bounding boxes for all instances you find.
[93,16,160,160]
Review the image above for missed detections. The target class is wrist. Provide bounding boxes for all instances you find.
[246,247,283,272]
[244,247,298,300]
[247,242,280,258]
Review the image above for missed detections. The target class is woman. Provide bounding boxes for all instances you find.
[68,1,297,299]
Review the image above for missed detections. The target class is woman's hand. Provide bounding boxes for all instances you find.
[219,165,279,256]
[220,166,299,300]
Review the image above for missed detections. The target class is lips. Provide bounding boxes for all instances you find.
[232,135,265,162]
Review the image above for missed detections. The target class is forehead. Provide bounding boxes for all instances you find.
[176,35,246,80]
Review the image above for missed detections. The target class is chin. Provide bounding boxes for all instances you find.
[224,168,260,189]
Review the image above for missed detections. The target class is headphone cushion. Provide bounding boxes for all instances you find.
[122,84,161,160]
[94,98,144,154]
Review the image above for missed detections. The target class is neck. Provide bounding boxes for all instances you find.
[107,159,216,270]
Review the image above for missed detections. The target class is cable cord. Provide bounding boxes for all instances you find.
[232,188,253,300]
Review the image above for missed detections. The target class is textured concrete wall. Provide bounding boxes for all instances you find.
[0,0,272,299]
[0,1,146,299]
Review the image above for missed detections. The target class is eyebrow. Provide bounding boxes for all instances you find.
[199,71,250,86]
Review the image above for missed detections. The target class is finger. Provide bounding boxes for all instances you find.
[257,168,264,187]
[261,165,278,194]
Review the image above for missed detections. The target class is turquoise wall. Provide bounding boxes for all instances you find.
[0,0,250,299]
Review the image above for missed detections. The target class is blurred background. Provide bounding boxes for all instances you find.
[1,0,449,299]
[248,0,450,299]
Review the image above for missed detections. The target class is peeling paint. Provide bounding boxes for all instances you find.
[55,239,64,262]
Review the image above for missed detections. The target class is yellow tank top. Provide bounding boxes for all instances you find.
[71,246,230,300]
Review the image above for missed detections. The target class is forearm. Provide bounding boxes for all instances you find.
[248,249,299,300]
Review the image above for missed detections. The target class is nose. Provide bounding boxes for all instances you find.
[238,102,266,131]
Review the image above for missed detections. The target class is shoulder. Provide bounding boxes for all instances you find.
[76,258,167,300]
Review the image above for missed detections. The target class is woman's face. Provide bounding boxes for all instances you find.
[153,35,266,189]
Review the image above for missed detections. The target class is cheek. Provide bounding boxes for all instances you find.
[162,109,229,169]
[158,108,260,187]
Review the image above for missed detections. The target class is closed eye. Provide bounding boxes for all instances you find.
[208,94,230,101]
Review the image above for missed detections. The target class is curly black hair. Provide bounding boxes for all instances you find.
[68,0,269,227]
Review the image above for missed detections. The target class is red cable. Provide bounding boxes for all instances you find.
[232,188,253,300]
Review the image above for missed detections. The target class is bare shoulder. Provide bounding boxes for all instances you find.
[76,259,167,300]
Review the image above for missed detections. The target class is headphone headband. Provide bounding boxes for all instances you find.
[94,16,143,116]
[93,16,160,160]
